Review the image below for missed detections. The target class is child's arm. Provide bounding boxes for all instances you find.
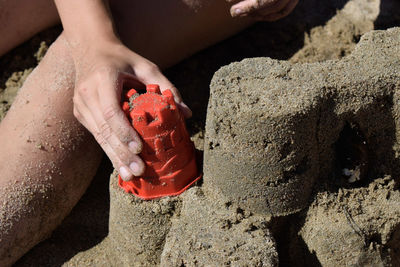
[54,0,191,181]
[228,0,299,21]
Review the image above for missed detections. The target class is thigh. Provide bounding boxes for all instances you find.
[110,0,253,69]
[0,35,102,266]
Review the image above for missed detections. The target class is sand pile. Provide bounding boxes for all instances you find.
[68,26,400,267]
[202,27,400,266]
[2,0,399,266]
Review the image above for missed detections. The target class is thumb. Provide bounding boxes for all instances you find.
[143,68,193,118]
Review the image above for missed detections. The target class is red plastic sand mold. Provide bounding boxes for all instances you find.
[118,84,201,200]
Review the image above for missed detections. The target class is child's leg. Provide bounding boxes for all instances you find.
[0,35,103,266]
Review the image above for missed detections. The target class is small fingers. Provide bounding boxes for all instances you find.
[255,0,298,21]
[230,0,295,18]
[73,98,139,180]
[94,131,144,181]
[230,0,276,17]
[96,77,143,154]
[101,104,142,153]
[95,83,145,176]
[118,156,145,181]
[91,104,145,178]
[74,80,145,179]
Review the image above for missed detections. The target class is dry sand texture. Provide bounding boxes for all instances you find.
[1,0,400,266]
[65,27,400,266]
[204,27,400,266]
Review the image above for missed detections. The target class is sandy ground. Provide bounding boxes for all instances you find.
[0,0,399,266]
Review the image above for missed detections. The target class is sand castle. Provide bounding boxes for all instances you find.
[59,27,400,266]
[7,0,400,266]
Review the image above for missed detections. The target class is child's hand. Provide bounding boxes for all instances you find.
[54,0,193,181]
[70,40,191,181]
[228,0,299,21]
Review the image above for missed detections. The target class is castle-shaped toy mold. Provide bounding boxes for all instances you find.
[119,84,201,199]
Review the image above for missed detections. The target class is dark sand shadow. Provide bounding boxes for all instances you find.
[271,214,323,267]
[374,0,400,30]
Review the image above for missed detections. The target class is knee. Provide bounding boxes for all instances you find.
[25,33,76,93]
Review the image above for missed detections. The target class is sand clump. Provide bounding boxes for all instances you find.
[202,27,400,265]
[290,0,380,63]
[65,170,181,266]
[160,188,278,266]
[299,176,400,266]
[66,172,278,267]
[203,27,400,216]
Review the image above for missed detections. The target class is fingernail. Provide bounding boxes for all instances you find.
[128,141,142,154]
[129,162,141,176]
[233,8,244,16]
[119,166,132,181]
